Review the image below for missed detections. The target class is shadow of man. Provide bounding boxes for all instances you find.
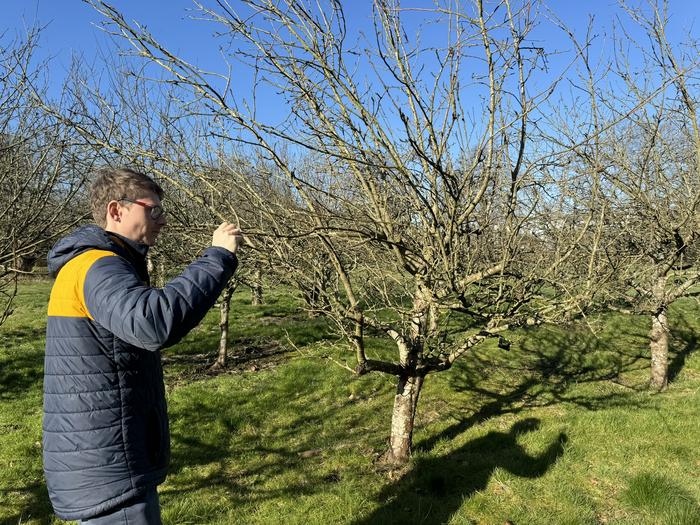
[354,418,567,525]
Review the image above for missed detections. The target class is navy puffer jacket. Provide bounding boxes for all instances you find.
[43,225,237,520]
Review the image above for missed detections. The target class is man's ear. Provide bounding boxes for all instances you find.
[107,200,121,223]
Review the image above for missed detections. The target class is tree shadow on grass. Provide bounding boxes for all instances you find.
[161,433,342,522]
[668,330,696,383]
[0,352,44,401]
[668,310,699,383]
[355,322,656,524]
[161,365,362,518]
[418,324,651,454]
[0,482,53,525]
[353,418,566,525]
[0,329,45,400]
[0,326,46,341]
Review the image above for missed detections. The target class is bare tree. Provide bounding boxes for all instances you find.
[0,30,90,325]
[41,55,282,369]
[555,0,700,391]
[83,0,609,463]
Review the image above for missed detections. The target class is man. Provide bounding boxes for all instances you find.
[43,167,242,523]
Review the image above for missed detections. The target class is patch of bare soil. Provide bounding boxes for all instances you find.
[258,312,317,324]
[163,337,291,385]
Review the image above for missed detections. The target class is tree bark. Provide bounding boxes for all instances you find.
[649,305,669,391]
[147,254,166,288]
[251,268,263,305]
[157,258,165,288]
[383,283,430,463]
[385,374,424,464]
[649,274,669,390]
[303,265,329,317]
[212,285,234,370]
[146,253,154,276]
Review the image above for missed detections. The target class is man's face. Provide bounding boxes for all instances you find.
[111,192,167,246]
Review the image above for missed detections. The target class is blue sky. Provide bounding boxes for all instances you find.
[5,1,700,82]
[3,1,700,136]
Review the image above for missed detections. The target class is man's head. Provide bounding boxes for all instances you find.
[90,167,167,246]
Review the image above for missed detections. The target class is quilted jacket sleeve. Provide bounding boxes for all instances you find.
[83,247,237,351]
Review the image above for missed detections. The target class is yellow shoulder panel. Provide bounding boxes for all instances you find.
[47,249,116,319]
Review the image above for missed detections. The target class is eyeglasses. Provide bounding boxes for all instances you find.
[119,198,166,220]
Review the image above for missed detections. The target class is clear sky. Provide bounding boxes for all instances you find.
[3,1,231,88]
[3,1,700,131]
[5,1,700,79]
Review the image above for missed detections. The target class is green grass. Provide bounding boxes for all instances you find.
[1,281,700,524]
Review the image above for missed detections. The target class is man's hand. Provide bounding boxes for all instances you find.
[212,222,243,254]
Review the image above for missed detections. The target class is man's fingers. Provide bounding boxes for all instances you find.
[218,222,240,232]
[212,222,244,254]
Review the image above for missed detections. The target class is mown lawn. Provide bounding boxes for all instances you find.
[1,280,699,524]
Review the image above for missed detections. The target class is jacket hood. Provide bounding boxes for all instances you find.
[47,225,149,277]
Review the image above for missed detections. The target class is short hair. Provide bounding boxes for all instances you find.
[90,167,164,227]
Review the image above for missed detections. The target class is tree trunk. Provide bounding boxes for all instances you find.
[385,374,424,464]
[251,268,263,305]
[212,286,234,370]
[649,305,669,391]
[147,254,166,287]
[383,282,430,463]
[18,254,35,272]
[157,258,165,288]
